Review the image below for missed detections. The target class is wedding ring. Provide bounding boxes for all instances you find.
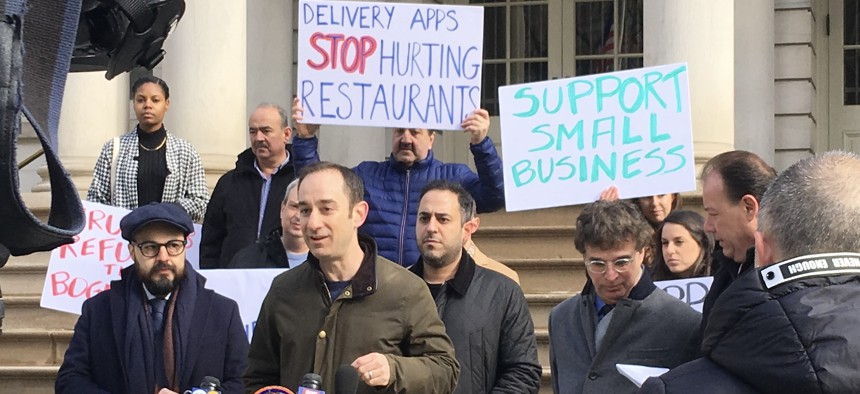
[367,371,373,379]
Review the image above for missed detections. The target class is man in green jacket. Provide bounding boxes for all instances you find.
[245,162,459,393]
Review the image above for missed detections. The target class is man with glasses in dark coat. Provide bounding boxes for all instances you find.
[548,200,700,394]
[56,203,248,394]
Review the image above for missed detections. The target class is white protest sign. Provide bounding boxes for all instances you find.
[40,201,202,314]
[654,276,713,313]
[201,269,286,342]
[297,0,483,130]
[498,63,696,211]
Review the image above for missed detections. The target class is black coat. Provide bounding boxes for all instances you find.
[228,228,289,269]
[200,148,296,268]
[639,253,860,394]
[693,245,755,350]
[55,265,249,394]
[410,250,542,394]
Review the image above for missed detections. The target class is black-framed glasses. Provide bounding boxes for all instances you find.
[585,257,634,274]
[132,240,187,257]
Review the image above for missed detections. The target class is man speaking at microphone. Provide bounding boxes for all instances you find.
[56,203,249,394]
[245,162,459,393]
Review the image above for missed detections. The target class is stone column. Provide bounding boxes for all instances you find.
[644,0,775,168]
[160,0,248,188]
[32,71,129,195]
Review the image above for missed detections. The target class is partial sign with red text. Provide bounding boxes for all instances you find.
[40,201,202,314]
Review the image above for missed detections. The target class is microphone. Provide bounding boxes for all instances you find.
[253,386,294,394]
[200,376,221,391]
[335,365,359,394]
[184,376,222,394]
[297,373,324,394]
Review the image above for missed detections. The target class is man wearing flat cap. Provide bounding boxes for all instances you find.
[56,203,249,394]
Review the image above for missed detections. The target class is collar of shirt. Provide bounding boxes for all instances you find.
[254,153,291,237]
[142,283,172,301]
[253,152,291,180]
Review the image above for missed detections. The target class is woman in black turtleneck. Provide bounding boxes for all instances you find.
[86,76,209,221]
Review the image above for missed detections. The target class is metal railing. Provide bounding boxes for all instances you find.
[17,148,44,169]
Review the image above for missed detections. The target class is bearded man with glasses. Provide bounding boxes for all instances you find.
[548,200,700,394]
[57,203,249,394]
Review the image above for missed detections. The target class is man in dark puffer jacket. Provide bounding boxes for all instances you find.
[639,151,860,394]
[290,98,505,266]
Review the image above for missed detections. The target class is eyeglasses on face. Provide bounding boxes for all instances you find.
[132,240,187,257]
[585,257,634,274]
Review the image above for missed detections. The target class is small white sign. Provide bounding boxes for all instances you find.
[654,275,713,313]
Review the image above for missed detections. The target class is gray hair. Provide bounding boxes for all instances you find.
[256,102,290,129]
[758,151,860,260]
[282,178,300,205]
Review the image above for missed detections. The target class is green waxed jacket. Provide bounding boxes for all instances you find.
[244,234,459,393]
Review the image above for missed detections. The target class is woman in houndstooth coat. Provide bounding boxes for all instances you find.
[87,76,209,221]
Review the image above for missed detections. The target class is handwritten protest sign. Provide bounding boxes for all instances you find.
[498,63,695,211]
[297,0,483,130]
[40,201,202,314]
[654,276,713,313]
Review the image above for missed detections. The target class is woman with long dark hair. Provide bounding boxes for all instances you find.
[651,210,714,280]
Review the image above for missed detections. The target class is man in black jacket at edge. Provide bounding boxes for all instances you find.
[409,180,541,394]
[639,151,860,394]
[696,150,776,342]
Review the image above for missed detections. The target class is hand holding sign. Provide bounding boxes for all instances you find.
[599,186,620,201]
[292,96,320,139]
[461,108,490,144]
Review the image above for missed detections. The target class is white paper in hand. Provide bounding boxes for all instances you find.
[616,364,670,387]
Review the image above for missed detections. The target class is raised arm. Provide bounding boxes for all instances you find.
[291,96,322,173]
[461,109,505,213]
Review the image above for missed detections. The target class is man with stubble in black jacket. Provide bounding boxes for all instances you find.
[409,180,541,394]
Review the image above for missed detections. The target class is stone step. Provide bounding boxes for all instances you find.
[540,367,552,394]
[478,205,581,228]
[0,366,57,394]
[506,258,585,295]
[537,328,550,371]
[0,330,71,366]
[2,296,79,331]
[527,292,575,330]
[473,226,580,260]
[0,255,51,297]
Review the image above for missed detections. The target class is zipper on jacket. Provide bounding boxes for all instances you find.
[398,169,411,265]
